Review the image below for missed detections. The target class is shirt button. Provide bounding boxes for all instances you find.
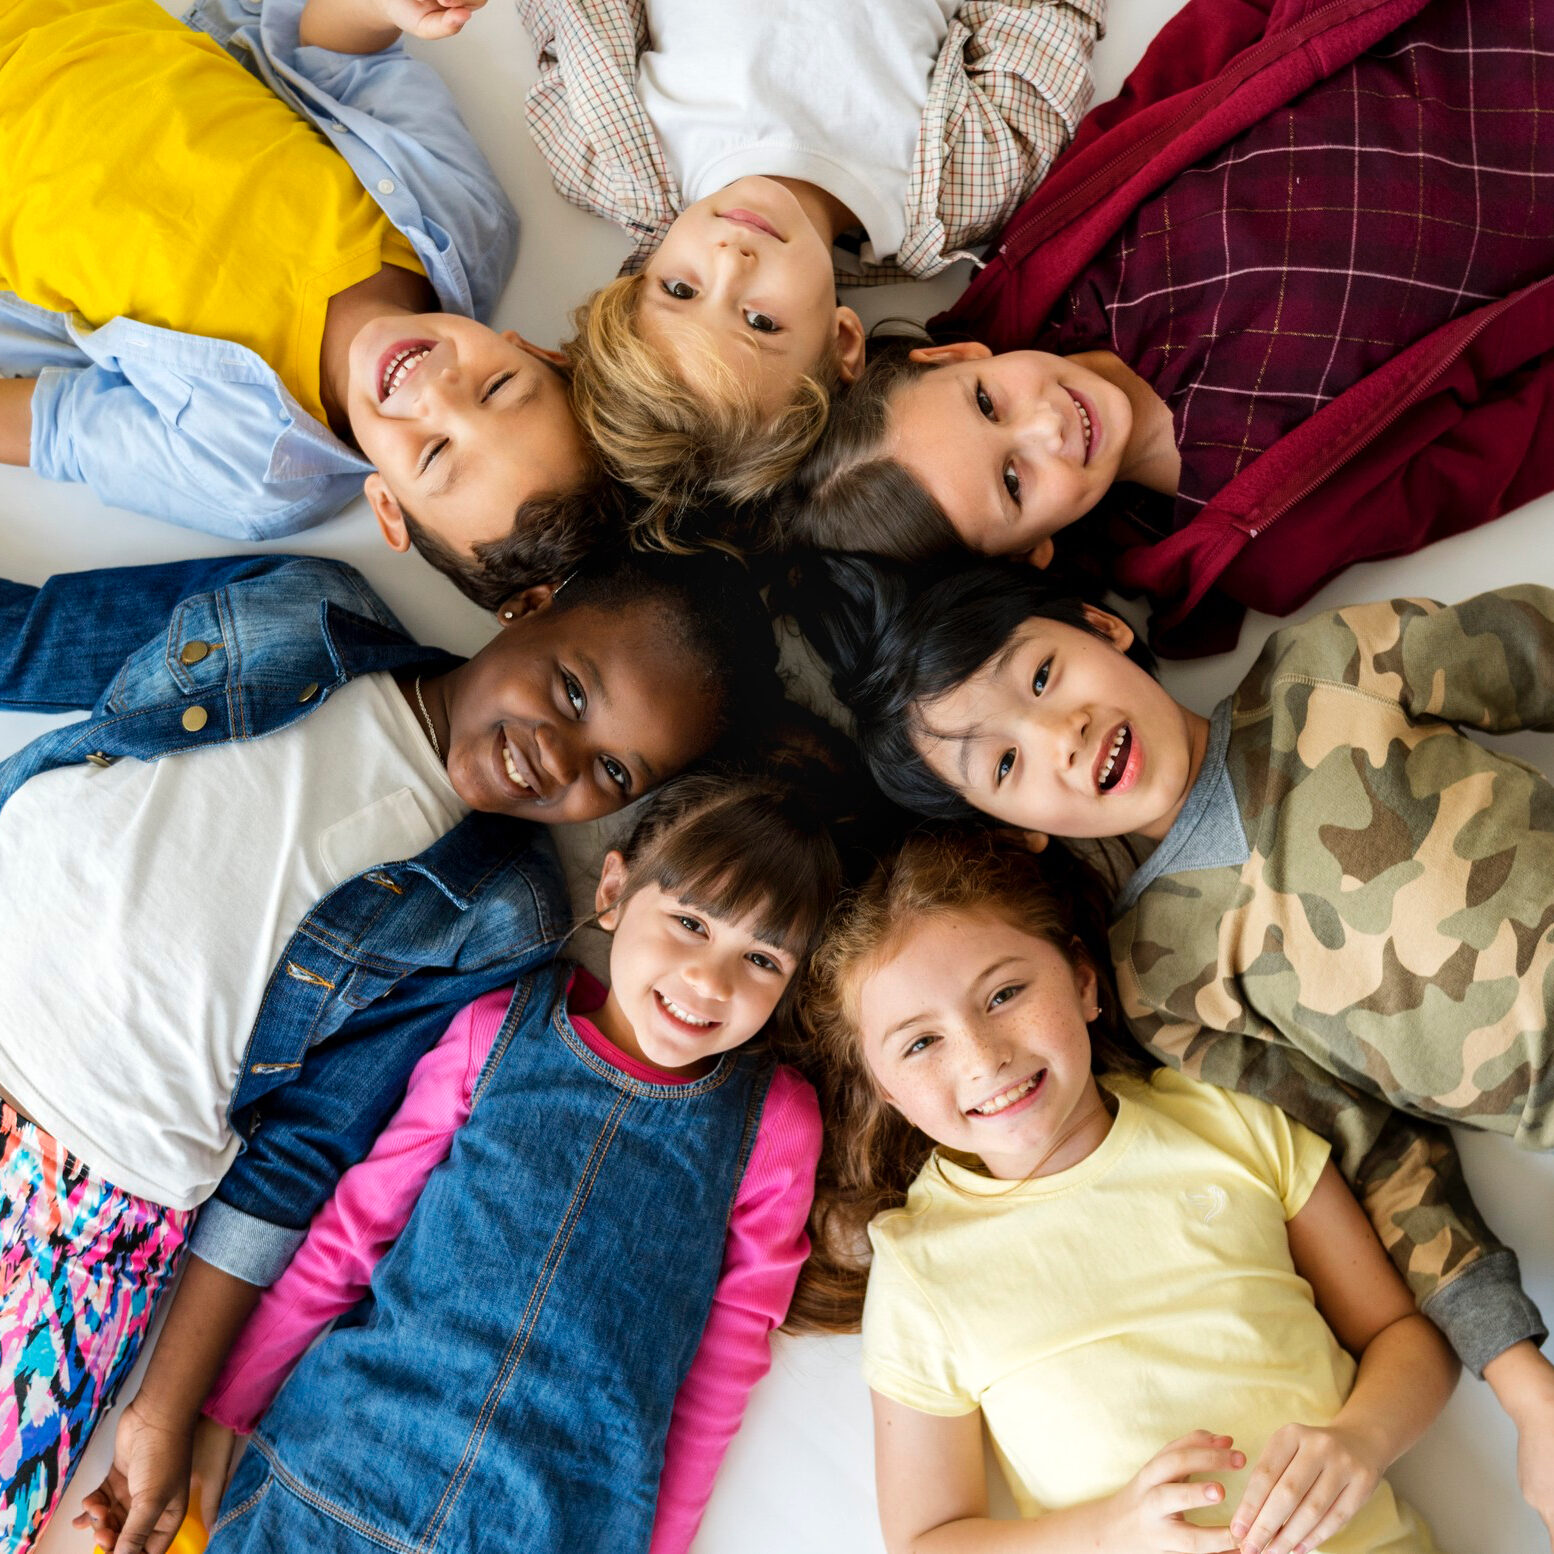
[180,640,211,665]
[182,706,209,733]
[298,682,319,703]
[377,179,396,195]
[331,121,347,133]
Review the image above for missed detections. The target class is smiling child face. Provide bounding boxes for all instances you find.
[596,867,796,1074]
[348,314,592,558]
[638,177,864,416]
[912,607,1205,844]
[432,590,717,825]
[856,907,1107,1181]
[884,344,1136,562]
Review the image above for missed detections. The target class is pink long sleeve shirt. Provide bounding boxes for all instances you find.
[205,973,821,1554]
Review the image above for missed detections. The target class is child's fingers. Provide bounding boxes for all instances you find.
[1257,1476,1342,1554]
[1143,1432,1244,1488]
[1234,1458,1323,1554]
[411,5,470,37]
[1149,1478,1227,1518]
[1174,1525,1243,1554]
[1230,1433,1301,1541]
[1279,1485,1370,1554]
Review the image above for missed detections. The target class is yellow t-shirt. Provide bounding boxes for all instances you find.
[862,1070,1437,1553]
[0,0,423,426]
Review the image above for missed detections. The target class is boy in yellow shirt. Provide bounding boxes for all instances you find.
[0,0,606,605]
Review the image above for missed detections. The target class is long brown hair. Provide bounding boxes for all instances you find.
[785,826,1148,1334]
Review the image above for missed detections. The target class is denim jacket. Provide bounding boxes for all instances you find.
[3,0,518,539]
[0,555,566,1284]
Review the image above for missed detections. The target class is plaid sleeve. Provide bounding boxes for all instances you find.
[887,0,1105,281]
[515,0,678,270]
[1144,1023,1547,1377]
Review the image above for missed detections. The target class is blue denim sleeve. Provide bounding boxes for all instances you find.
[192,953,552,1286]
[0,554,305,713]
[31,364,356,539]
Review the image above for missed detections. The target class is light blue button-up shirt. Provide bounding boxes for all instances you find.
[2,0,518,539]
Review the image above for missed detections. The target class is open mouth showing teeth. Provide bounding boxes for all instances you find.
[970,1071,1043,1115]
[1071,392,1093,459]
[379,344,433,401]
[658,992,717,1028]
[501,739,532,793]
[1098,724,1131,792]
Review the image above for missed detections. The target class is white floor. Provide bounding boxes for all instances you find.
[10,0,1554,1548]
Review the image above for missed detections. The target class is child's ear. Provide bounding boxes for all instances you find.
[365,472,412,553]
[594,849,630,929]
[506,330,568,370]
[906,340,993,367]
[1070,950,1100,1019]
[1018,538,1056,569]
[834,306,867,385]
[493,582,559,625]
[1079,604,1136,655]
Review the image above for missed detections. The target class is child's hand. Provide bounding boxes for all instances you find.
[1105,1430,1246,1552]
[1229,1422,1382,1554]
[72,1397,193,1554]
[190,1417,242,1530]
[1484,1341,1554,1551]
[380,0,484,40]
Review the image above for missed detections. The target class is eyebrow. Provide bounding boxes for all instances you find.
[880,1009,932,1044]
[426,375,539,500]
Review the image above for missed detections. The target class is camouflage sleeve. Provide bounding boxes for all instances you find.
[1144,1025,1548,1376]
[1343,586,1554,734]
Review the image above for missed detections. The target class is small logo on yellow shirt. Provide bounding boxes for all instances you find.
[1182,1185,1229,1225]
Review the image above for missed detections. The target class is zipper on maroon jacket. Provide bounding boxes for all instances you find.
[1237,280,1552,547]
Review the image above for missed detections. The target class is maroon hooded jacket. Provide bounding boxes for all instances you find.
[933,0,1554,655]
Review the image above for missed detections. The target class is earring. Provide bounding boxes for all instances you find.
[501,609,514,620]
[1086,1005,1101,1021]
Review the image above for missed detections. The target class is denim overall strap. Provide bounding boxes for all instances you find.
[222,961,773,1554]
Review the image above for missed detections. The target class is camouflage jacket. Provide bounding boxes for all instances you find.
[1112,587,1554,1374]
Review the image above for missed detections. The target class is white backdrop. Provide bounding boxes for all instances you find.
[10,0,1553,1547]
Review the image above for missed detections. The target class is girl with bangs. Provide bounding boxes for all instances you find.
[89,768,849,1554]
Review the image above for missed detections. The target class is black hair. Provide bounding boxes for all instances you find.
[552,546,783,761]
[775,335,959,561]
[401,476,631,609]
[773,551,1155,818]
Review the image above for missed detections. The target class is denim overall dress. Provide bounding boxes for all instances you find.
[208,959,775,1553]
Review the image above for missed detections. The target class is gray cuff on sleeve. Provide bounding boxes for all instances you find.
[190,1199,307,1287]
[1422,1247,1549,1378]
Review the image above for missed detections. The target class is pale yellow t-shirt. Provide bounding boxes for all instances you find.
[0,0,423,426]
[862,1070,1437,1553]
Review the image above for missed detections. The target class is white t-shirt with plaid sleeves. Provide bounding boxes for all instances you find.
[861,1069,1437,1552]
[516,0,1105,283]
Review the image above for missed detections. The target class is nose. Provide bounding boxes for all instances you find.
[708,239,757,292]
[533,723,580,790]
[1055,702,1091,773]
[1013,397,1066,456]
[963,1023,1013,1084]
[681,949,735,1003]
[407,354,467,417]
